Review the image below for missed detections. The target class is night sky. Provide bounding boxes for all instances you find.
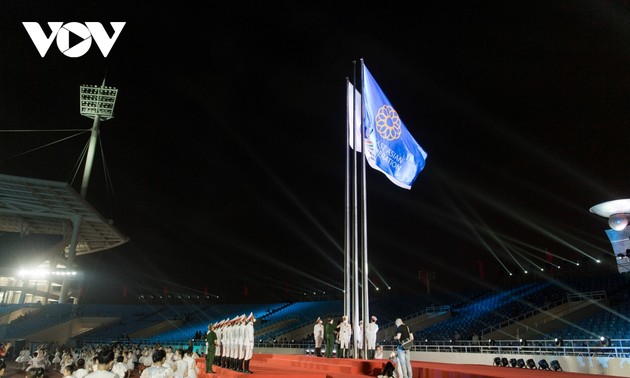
[0,1,628,304]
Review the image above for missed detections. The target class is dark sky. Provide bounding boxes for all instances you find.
[0,1,628,304]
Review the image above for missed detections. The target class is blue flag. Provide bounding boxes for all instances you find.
[361,64,427,189]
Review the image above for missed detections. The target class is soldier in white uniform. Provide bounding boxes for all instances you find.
[227,316,238,370]
[366,315,379,359]
[337,315,352,358]
[213,320,223,367]
[313,317,324,357]
[235,314,246,372]
[355,320,364,358]
[243,312,255,374]
[219,319,229,368]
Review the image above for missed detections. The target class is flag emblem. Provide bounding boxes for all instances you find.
[375,105,402,141]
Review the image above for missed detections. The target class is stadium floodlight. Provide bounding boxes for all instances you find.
[80,82,118,121]
[526,359,536,369]
[538,359,550,370]
[550,360,562,371]
[78,79,118,198]
[590,199,630,231]
[509,358,517,368]
[609,214,629,231]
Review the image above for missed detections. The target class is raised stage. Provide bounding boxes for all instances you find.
[197,354,615,378]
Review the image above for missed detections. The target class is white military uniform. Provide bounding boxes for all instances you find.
[313,318,324,357]
[338,316,352,358]
[243,313,255,373]
[355,320,363,358]
[366,316,379,359]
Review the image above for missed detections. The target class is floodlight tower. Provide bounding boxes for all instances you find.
[79,78,118,198]
[589,199,630,273]
[59,79,118,304]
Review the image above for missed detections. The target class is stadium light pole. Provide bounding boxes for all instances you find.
[59,79,118,305]
[79,78,118,198]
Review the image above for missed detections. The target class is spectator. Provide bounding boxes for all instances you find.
[378,351,402,378]
[140,349,174,378]
[0,343,9,359]
[62,364,75,378]
[84,346,118,378]
[125,352,135,373]
[26,351,42,371]
[182,349,198,378]
[16,345,32,371]
[0,343,12,360]
[139,350,152,374]
[61,352,74,372]
[51,348,62,372]
[72,358,88,378]
[172,349,187,378]
[374,345,384,359]
[26,367,44,378]
[111,355,128,378]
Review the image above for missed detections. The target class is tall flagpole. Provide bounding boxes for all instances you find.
[359,58,370,359]
[344,77,352,321]
[351,61,360,358]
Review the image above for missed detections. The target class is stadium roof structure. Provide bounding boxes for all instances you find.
[0,173,128,255]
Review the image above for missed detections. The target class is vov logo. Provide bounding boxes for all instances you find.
[23,22,126,58]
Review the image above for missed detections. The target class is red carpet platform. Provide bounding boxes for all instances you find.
[197,354,605,378]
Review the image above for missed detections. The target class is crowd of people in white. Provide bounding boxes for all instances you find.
[14,342,201,378]
[7,311,260,378]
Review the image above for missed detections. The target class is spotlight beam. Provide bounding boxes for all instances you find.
[441,193,513,275]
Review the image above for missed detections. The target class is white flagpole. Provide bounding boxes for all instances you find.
[351,61,360,359]
[359,58,370,360]
[344,77,352,320]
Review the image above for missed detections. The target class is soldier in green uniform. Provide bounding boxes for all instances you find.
[324,317,336,358]
[206,323,218,373]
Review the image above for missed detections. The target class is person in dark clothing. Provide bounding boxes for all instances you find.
[379,352,401,378]
[393,318,413,378]
[205,323,218,373]
[324,318,336,358]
